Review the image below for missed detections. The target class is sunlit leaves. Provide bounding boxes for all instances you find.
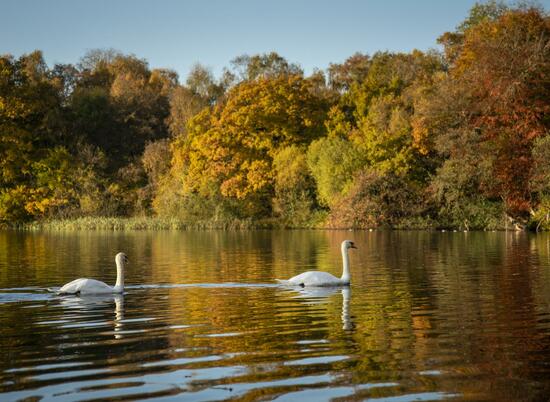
[1,4,548,229]
[306,136,363,207]
[272,145,317,226]
[437,6,550,218]
[182,75,329,205]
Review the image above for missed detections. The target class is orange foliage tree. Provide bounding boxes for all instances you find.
[177,75,329,216]
[444,7,550,217]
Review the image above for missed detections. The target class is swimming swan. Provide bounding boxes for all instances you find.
[276,240,357,287]
[57,252,128,295]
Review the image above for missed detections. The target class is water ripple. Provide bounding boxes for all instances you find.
[2,231,550,400]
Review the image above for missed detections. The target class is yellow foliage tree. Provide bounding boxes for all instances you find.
[178,75,329,211]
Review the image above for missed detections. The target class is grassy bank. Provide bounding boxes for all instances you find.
[18,216,271,231]
[8,212,533,232]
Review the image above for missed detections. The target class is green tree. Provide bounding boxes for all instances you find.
[306,136,363,207]
[273,145,317,226]
[429,128,504,230]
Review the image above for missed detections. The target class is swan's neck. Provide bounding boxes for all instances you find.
[115,261,125,290]
[340,244,350,283]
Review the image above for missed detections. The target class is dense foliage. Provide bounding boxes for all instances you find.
[1,2,549,230]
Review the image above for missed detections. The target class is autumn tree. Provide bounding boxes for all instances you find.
[166,63,227,140]
[326,51,443,176]
[314,51,443,227]
[2,9,548,230]
[328,169,424,229]
[327,52,370,92]
[273,145,318,226]
[438,0,510,65]
[529,135,550,229]
[230,52,303,81]
[427,5,550,223]
[0,52,77,222]
[186,63,226,104]
[71,50,174,171]
[174,74,329,218]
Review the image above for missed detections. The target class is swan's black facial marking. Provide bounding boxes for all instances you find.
[349,241,357,249]
[299,283,305,288]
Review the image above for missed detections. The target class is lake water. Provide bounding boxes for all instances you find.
[1,230,550,401]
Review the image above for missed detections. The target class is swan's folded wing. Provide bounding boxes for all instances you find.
[58,278,87,294]
[58,278,113,294]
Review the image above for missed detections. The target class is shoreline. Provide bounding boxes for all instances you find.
[4,216,533,232]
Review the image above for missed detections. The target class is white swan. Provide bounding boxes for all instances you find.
[57,252,128,295]
[276,240,357,287]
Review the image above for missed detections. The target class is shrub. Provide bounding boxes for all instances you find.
[328,169,424,229]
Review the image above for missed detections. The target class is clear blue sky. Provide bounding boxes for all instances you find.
[2,0,549,81]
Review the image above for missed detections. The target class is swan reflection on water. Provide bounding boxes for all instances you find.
[59,293,124,339]
[283,286,353,330]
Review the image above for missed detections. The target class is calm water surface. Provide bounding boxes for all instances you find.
[1,230,550,401]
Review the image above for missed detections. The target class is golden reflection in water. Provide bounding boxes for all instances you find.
[58,294,125,339]
[286,286,352,331]
[342,288,351,331]
[2,231,550,401]
[114,294,124,339]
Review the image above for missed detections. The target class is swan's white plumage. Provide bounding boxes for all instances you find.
[276,271,347,287]
[57,252,128,295]
[58,278,118,294]
[276,240,356,287]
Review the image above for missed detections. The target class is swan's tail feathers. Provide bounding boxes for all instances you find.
[48,287,78,295]
[275,279,305,287]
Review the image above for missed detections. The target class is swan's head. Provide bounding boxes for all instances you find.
[116,252,129,266]
[342,240,357,250]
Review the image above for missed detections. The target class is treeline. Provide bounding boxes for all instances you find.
[1,2,549,230]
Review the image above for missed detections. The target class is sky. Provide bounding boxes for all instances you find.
[2,0,549,80]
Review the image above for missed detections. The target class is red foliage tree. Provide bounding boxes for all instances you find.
[451,8,550,216]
